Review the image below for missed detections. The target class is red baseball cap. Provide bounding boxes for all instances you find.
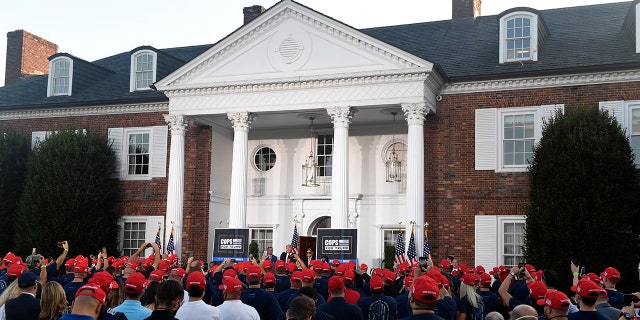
[328,276,345,293]
[263,272,276,286]
[223,277,243,294]
[186,272,206,290]
[537,290,571,310]
[64,258,75,270]
[7,262,24,278]
[489,267,500,275]
[75,284,107,306]
[125,262,138,270]
[603,267,621,283]
[125,272,148,293]
[322,263,331,273]
[222,269,237,280]
[74,260,89,273]
[404,276,414,287]
[383,270,396,284]
[287,262,298,273]
[370,275,384,291]
[88,271,118,294]
[332,259,340,267]
[302,269,315,283]
[525,264,536,274]
[479,273,492,286]
[275,260,285,270]
[3,252,15,264]
[149,270,165,282]
[263,260,273,270]
[527,281,547,300]
[461,273,478,286]
[411,275,439,304]
[571,278,607,298]
[583,273,602,286]
[291,271,303,283]
[439,260,452,270]
[344,270,355,282]
[475,266,486,274]
[247,265,262,281]
[170,268,186,278]
[360,263,368,271]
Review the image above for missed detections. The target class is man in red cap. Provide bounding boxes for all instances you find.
[60,284,107,320]
[404,274,446,320]
[602,267,624,309]
[218,277,259,320]
[318,276,364,320]
[113,272,151,320]
[569,279,609,320]
[478,272,500,316]
[274,260,291,293]
[537,290,570,320]
[175,271,221,320]
[241,265,284,320]
[357,275,397,319]
[276,270,303,311]
[311,260,329,301]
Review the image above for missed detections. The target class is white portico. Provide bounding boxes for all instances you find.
[154,0,443,264]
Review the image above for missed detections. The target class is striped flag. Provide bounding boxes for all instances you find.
[154,225,162,251]
[394,228,406,265]
[166,226,175,255]
[291,224,299,254]
[407,226,418,265]
[424,230,432,261]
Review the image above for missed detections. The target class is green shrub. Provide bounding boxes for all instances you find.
[0,130,29,252]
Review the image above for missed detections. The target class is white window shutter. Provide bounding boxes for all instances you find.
[599,101,625,128]
[144,216,165,256]
[151,126,168,178]
[31,131,48,149]
[475,108,497,170]
[540,104,564,124]
[108,128,124,178]
[475,215,498,269]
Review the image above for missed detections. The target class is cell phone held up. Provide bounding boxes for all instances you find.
[418,256,429,268]
[624,294,640,304]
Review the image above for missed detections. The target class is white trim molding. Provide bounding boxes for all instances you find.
[0,102,168,120]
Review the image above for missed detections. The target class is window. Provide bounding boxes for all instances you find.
[317,134,333,176]
[383,229,400,249]
[128,133,150,175]
[250,228,273,254]
[475,215,526,268]
[631,108,640,163]
[475,105,563,172]
[108,126,168,180]
[503,221,526,266]
[130,50,157,92]
[253,146,276,171]
[499,12,539,63]
[31,131,53,149]
[600,100,640,166]
[120,216,164,257]
[47,57,73,97]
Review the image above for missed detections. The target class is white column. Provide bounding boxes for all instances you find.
[326,106,353,229]
[164,114,190,257]
[402,103,428,253]
[227,112,253,228]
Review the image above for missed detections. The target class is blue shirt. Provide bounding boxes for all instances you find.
[60,314,95,320]
[113,299,152,320]
[477,289,499,316]
[318,297,364,320]
[357,293,397,320]
[241,287,284,320]
[436,296,458,320]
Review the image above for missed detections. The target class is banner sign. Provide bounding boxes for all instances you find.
[212,228,249,262]
[317,228,357,263]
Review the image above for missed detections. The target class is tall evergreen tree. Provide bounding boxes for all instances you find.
[15,130,120,257]
[0,130,29,252]
[525,107,640,292]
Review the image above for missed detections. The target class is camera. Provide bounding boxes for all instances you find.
[56,242,64,248]
[418,256,429,268]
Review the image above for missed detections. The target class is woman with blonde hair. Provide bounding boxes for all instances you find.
[0,281,21,307]
[457,273,484,320]
[39,281,67,320]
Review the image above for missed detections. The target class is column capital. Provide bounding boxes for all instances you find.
[401,103,428,125]
[326,106,354,128]
[164,114,191,136]
[227,112,254,131]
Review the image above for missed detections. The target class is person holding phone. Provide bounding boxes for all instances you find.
[263,247,277,264]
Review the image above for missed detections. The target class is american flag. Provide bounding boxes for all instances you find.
[407,226,418,265]
[291,224,299,254]
[423,230,432,261]
[154,225,162,251]
[394,229,406,265]
[166,226,175,255]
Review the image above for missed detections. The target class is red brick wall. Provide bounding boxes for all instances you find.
[5,30,58,85]
[426,81,640,265]
[0,111,212,260]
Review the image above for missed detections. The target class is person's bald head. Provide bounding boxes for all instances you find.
[485,311,505,320]
[71,295,102,318]
[511,305,538,320]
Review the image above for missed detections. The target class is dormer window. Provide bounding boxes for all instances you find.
[499,11,542,64]
[47,57,73,97]
[130,50,156,92]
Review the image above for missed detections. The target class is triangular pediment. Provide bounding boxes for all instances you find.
[156,0,434,89]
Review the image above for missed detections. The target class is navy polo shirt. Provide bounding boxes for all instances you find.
[241,287,284,320]
[477,289,500,316]
[436,296,458,320]
[357,293,398,320]
[318,297,364,320]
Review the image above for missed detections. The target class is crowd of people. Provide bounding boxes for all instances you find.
[0,241,637,320]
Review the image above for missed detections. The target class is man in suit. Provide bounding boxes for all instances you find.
[0,271,41,320]
[303,248,315,268]
[280,244,295,264]
[264,247,278,264]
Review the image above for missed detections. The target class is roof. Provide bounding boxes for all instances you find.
[0,1,639,110]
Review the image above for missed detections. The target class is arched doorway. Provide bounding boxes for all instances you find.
[308,216,331,236]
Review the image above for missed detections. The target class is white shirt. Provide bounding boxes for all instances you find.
[0,304,5,320]
[175,299,221,320]
[217,300,260,320]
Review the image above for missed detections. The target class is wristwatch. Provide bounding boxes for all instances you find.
[622,312,633,320]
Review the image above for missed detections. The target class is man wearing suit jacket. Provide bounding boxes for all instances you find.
[302,248,315,268]
[0,271,41,320]
[264,247,278,264]
[280,244,295,264]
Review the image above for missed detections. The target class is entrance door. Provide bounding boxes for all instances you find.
[298,236,316,258]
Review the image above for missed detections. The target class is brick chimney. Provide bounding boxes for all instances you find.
[5,30,58,85]
[452,0,482,19]
[243,5,266,25]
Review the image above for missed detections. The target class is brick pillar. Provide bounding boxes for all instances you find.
[452,0,482,19]
[5,30,58,85]
[243,5,266,25]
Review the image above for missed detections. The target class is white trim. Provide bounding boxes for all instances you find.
[130,50,157,92]
[47,57,73,97]
[0,102,168,120]
[599,100,640,166]
[499,12,539,64]
[444,69,640,94]
[497,216,526,266]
